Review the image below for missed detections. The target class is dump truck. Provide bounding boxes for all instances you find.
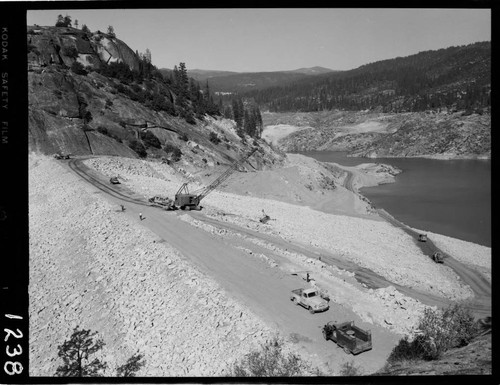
[174,147,259,211]
[418,234,428,242]
[290,288,329,314]
[110,176,120,184]
[148,195,174,210]
[432,251,444,263]
[322,321,372,355]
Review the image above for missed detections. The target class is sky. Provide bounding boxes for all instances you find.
[27,8,491,73]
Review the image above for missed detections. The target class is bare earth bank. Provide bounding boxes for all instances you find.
[29,153,490,376]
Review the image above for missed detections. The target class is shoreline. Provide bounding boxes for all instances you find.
[28,152,490,376]
[295,152,490,248]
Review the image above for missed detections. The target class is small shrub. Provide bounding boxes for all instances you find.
[62,46,79,59]
[97,126,109,135]
[128,139,147,158]
[105,99,113,108]
[209,132,221,145]
[140,131,161,149]
[339,360,362,376]
[83,111,93,124]
[227,337,321,377]
[388,304,479,363]
[179,133,189,141]
[163,143,182,162]
[115,84,127,94]
[71,61,87,76]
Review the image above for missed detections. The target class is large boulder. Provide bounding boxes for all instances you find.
[27,26,140,71]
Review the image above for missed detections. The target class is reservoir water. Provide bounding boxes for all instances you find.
[298,151,491,247]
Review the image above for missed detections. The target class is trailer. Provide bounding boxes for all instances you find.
[322,321,372,355]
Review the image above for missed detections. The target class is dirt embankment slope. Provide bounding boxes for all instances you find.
[29,154,292,376]
[29,151,491,376]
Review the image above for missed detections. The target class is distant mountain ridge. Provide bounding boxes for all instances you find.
[159,66,336,93]
[243,42,491,114]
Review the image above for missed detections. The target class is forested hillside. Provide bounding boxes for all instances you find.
[27,21,267,163]
[244,42,490,114]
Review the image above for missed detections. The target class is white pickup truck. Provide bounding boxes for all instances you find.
[290,288,330,314]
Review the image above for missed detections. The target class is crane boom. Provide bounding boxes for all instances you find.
[196,147,258,200]
[174,147,259,210]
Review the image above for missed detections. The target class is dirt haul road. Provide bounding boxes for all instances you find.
[342,169,490,319]
[65,157,489,373]
[66,158,401,374]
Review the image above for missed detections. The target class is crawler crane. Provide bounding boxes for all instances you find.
[174,147,259,210]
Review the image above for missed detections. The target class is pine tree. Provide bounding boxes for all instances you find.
[107,25,115,37]
[55,15,65,27]
[81,24,90,34]
[144,48,152,63]
[55,327,107,377]
[63,15,72,28]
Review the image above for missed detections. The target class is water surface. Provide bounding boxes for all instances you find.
[297,151,491,247]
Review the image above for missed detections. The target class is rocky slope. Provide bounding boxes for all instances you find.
[375,329,491,376]
[264,110,490,159]
[28,25,281,173]
[28,25,139,71]
[29,154,293,376]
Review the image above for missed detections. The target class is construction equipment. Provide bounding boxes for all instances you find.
[322,321,372,355]
[110,176,120,184]
[418,234,428,242]
[54,153,70,160]
[432,251,444,263]
[174,147,259,210]
[148,195,174,210]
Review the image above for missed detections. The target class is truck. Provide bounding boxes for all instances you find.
[432,251,444,263]
[418,234,427,242]
[322,321,372,355]
[290,288,329,314]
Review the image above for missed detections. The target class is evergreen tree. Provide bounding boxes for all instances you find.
[55,327,107,377]
[81,24,90,34]
[54,14,73,27]
[107,25,115,37]
[144,48,152,63]
[63,15,72,28]
[231,99,242,128]
[74,19,79,29]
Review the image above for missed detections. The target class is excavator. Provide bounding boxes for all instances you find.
[174,147,259,211]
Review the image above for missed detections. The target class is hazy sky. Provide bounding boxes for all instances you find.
[27,8,491,72]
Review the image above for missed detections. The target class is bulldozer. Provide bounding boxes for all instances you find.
[174,147,259,211]
[148,195,174,210]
